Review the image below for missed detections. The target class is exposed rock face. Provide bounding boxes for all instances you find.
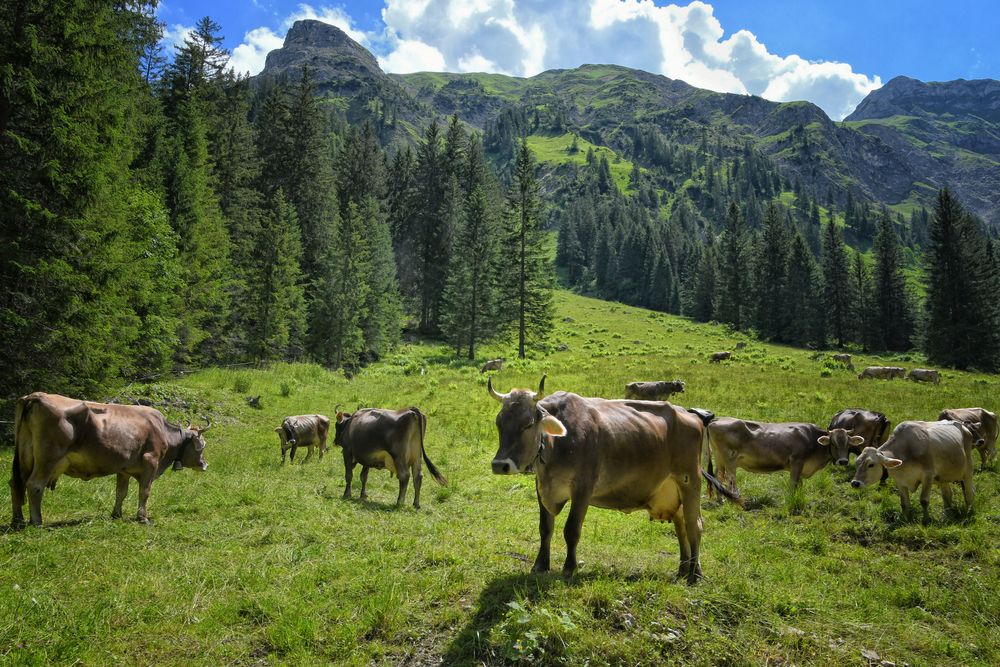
[847,76,1000,122]
[263,20,383,87]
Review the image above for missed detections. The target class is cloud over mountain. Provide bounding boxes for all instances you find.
[231,0,882,119]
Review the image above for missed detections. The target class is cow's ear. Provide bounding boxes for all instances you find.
[817,435,830,446]
[539,414,567,438]
[878,452,903,468]
[336,412,348,424]
[849,435,866,446]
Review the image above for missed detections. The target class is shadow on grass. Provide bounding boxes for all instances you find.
[2,516,99,534]
[340,495,407,512]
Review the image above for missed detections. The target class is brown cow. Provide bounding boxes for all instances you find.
[706,418,834,496]
[10,392,209,527]
[908,368,940,384]
[858,366,905,380]
[624,380,685,401]
[851,420,980,522]
[333,407,446,508]
[938,408,998,469]
[710,351,731,363]
[488,375,737,584]
[827,408,891,464]
[276,414,330,464]
[480,358,505,373]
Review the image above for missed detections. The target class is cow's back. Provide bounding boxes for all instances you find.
[344,408,421,466]
[888,421,968,473]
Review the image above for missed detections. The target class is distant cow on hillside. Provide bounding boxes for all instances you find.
[480,358,505,373]
[624,380,685,401]
[908,368,940,384]
[832,353,854,370]
[858,366,904,380]
[710,351,731,363]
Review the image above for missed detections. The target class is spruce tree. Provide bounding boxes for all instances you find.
[850,254,876,351]
[358,196,402,361]
[872,210,913,350]
[413,119,449,332]
[821,220,851,347]
[500,140,554,358]
[752,204,791,340]
[924,189,1000,370]
[784,232,824,346]
[689,243,718,322]
[717,203,749,329]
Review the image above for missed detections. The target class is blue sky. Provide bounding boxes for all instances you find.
[157,1,998,120]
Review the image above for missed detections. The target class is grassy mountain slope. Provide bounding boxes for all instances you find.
[3,291,998,665]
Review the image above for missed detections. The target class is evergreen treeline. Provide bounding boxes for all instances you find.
[0,6,554,405]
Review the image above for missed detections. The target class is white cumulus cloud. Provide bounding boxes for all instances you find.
[230,27,286,75]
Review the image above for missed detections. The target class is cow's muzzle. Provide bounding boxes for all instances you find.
[491,458,516,475]
[836,458,849,466]
[850,479,862,488]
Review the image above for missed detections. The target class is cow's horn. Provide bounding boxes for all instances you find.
[534,374,547,401]
[199,418,213,433]
[487,376,506,403]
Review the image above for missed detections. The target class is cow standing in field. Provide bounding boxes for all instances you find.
[480,358,505,373]
[827,408,891,464]
[10,393,210,527]
[710,351,731,363]
[276,414,330,464]
[858,366,905,380]
[487,375,737,584]
[705,418,839,497]
[624,380,685,401]
[333,407,446,508]
[851,420,980,522]
[938,408,998,469]
[908,368,940,384]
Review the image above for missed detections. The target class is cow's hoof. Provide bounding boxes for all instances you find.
[111,511,122,519]
[531,561,549,574]
[359,494,368,501]
[413,503,421,509]
[136,516,151,525]
[10,518,26,530]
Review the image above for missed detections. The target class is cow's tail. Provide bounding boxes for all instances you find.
[701,469,744,508]
[413,408,446,486]
[10,396,33,508]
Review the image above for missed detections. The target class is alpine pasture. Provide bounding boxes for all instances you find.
[2,292,998,666]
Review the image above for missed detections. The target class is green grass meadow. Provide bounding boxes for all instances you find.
[2,291,998,665]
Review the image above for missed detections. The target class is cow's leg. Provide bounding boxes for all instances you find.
[681,484,703,584]
[562,487,593,576]
[302,443,314,463]
[412,461,423,509]
[343,453,355,498]
[289,444,298,463]
[394,455,410,507]
[532,488,555,573]
[961,474,975,515]
[319,438,327,461]
[10,460,26,528]
[281,445,287,464]
[939,481,953,512]
[918,474,934,524]
[789,460,804,488]
[112,474,130,519]
[25,460,60,527]
[359,466,370,500]
[897,484,913,521]
[672,507,691,580]
[136,469,156,524]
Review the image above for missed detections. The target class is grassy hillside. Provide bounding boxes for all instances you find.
[2,291,998,665]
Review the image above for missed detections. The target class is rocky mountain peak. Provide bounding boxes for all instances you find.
[846,75,1000,122]
[263,19,382,79]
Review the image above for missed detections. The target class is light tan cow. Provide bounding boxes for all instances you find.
[705,418,834,496]
[832,353,855,370]
[851,420,980,523]
[710,351,731,363]
[275,414,330,464]
[938,408,997,469]
[908,368,940,384]
[858,366,905,380]
[11,393,209,527]
[480,358,505,373]
[488,376,737,584]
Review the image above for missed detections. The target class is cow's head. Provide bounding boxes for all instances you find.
[817,428,865,466]
[334,408,352,447]
[851,446,901,488]
[955,421,986,450]
[174,421,210,471]
[488,374,566,475]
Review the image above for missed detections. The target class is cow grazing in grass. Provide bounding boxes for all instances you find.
[705,418,835,497]
[488,375,737,584]
[480,358,505,373]
[333,407,446,508]
[710,351,731,363]
[827,408,891,464]
[938,408,997,469]
[908,368,940,384]
[858,366,905,380]
[831,353,854,370]
[10,392,209,527]
[624,380,685,401]
[852,420,980,523]
[276,414,330,464]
